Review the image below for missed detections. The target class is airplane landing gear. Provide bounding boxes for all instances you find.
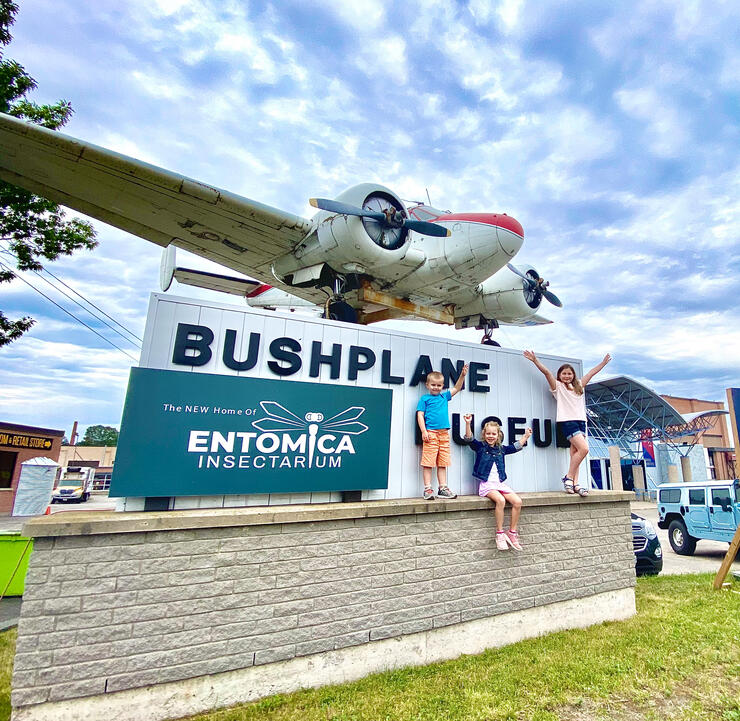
[327,299,357,323]
[480,320,501,347]
[323,275,358,323]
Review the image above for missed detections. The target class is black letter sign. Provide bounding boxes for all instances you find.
[172,323,214,367]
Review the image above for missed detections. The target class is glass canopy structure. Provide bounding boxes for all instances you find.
[585,375,728,458]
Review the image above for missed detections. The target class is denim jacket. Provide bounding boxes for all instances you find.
[465,437,524,482]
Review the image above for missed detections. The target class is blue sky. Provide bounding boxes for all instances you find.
[1,0,739,435]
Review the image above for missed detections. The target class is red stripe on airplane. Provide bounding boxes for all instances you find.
[437,213,523,237]
[247,283,272,297]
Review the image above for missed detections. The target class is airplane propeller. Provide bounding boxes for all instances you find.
[506,263,563,308]
[310,197,450,238]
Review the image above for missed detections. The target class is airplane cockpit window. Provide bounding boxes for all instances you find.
[409,206,446,221]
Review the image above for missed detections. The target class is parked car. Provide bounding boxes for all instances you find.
[631,512,662,575]
[657,478,740,555]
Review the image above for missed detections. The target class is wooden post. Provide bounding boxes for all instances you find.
[680,455,693,482]
[608,446,622,489]
[726,388,740,454]
[713,523,740,590]
[633,464,645,499]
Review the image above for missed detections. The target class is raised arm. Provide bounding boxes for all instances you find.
[523,350,556,390]
[449,364,469,398]
[462,413,474,441]
[581,353,612,387]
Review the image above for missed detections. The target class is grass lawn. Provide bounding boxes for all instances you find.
[1,574,739,721]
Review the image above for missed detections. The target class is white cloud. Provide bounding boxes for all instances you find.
[615,87,689,158]
[3,0,740,426]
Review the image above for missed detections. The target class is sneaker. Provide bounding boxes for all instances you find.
[506,529,523,551]
[495,531,509,551]
[423,487,435,500]
[436,486,457,499]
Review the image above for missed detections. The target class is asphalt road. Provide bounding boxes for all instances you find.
[50,493,117,514]
[632,501,739,576]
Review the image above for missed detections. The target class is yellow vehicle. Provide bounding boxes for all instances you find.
[51,466,93,504]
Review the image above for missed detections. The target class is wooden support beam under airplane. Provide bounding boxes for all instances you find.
[357,308,404,325]
[358,286,455,325]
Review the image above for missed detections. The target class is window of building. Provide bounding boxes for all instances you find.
[93,472,112,490]
[0,451,16,489]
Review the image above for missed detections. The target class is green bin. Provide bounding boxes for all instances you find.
[0,532,34,596]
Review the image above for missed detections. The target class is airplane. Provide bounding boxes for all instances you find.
[0,112,562,344]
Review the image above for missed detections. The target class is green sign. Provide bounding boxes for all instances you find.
[110,368,392,497]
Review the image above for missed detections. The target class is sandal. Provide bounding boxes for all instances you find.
[574,485,589,497]
[562,476,575,494]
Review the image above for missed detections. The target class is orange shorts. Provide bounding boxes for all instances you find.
[421,429,451,468]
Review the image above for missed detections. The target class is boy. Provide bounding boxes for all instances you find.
[416,364,468,500]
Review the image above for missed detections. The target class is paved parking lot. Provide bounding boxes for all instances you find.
[632,501,739,576]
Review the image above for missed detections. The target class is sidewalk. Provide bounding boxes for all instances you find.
[0,515,26,533]
[0,597,21,630]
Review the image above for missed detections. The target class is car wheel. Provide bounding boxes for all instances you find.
[668,519,697,555]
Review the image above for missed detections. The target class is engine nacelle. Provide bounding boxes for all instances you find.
[454,264,542,323]
[272,183,412,284]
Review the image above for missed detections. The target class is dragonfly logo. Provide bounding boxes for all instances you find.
[187,401,369,471]
[251,401,369,468]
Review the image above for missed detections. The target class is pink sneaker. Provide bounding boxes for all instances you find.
[505,529,523,551]
[495,531,509,551]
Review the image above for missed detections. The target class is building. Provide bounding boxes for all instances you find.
[58,445,117,490]
[0,422,65,514]
[661,395,735,479]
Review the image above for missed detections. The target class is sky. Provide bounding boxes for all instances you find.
[1,0,739,436]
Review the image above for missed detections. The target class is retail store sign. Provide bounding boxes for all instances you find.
[110,367,392,497]
[0,432,54,451]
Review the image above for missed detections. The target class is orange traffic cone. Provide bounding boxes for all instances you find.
[43,506,51,515]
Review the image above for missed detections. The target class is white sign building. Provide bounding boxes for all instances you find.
[119,294,580,510]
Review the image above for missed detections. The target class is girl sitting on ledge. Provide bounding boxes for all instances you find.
[463,414,531,551]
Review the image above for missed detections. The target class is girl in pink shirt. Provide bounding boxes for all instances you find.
[524,350,612,496]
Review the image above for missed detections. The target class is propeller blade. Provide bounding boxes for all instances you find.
[404,219,450,237]
[506,262,528,280]
[507,262,536,288]
[542,288,563,308]
[309,197,384,221]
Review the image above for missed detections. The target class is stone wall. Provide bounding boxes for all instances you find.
[12,492,635,721]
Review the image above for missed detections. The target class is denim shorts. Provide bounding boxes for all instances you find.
[557,420,586,440]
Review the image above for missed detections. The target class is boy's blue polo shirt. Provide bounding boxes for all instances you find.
[416,390,452,430]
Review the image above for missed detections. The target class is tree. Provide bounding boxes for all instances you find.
[77,425,119,447]
[0,0,96,346]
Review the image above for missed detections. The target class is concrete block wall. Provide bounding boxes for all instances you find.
[12,493,635,717]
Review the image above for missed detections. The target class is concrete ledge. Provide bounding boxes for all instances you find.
[23,490,634,537]
[11,586,635,721]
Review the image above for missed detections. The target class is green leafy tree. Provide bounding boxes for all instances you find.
[77,425,119,447]
[0,0,96,346]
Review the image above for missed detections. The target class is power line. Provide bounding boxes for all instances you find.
[0,243,142,348]
[28,267,141,349]
[0,259,139,361]
[38,266,143,343]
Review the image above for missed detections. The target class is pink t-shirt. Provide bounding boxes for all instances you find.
[550,380,586,422]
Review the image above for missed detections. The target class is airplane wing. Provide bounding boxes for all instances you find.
[504,314,553,326]
[0,112,327,304]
